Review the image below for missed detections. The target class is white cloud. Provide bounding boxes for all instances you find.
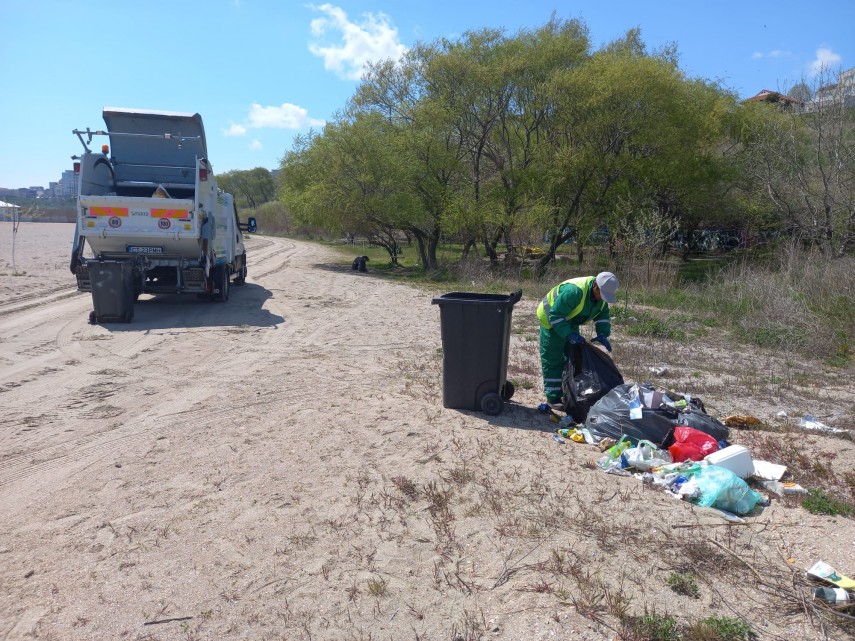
[808,46,842,77]
[224,123,247,136]
[751,50,792,60]
[224,103,324,138]
[247,102,325,129]
[249,139,263,150]
[308,3,406,80]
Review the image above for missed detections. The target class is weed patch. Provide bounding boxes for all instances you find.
[802,488,854,517]
[665,571,700,598]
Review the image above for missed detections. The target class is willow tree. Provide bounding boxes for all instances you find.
[278,114,416,264]
[353,50,470,271]
[535,29,736,274]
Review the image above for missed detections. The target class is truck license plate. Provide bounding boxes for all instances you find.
[127,246,164,254]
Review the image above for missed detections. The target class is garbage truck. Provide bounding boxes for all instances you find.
[69,107,256,323]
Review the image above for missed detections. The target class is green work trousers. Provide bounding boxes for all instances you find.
[540,326,571,403]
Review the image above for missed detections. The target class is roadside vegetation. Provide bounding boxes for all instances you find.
[237,16,853,365]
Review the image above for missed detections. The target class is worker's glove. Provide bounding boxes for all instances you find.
[591,335,612,352]
[566,333,586,345]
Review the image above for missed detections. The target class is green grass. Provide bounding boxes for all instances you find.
[316,235,855,365]
[619,311,688,341]
[676,256,730,283]
[802,489,855,517]
[690,616,757,641]
[628,612,681,641]
[622,612,757,641]
[665,571,700,598]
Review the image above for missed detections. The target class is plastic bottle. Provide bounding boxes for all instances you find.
[814,587,852,604]
[606,435,631,459]
[628,387,642,420]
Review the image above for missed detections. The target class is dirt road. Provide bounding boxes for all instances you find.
[1,224,853,641]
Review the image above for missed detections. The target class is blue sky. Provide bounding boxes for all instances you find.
[1,0,853,189]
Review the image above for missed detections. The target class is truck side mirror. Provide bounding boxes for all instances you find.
[247,217,257,233]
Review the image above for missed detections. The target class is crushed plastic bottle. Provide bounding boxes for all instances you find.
[627,385,642,420]
[814,587,852,604]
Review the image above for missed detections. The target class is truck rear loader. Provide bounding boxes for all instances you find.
[69,107,256,323]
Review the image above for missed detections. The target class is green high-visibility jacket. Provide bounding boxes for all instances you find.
[536,276,611,340]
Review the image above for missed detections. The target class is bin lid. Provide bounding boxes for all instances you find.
[432,290,522,306]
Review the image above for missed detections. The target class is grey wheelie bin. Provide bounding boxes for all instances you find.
[431,290,522,415]
[88,259,135,324]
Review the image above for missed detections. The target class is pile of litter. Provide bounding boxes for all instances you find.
[543,341,854,614]
[545,381,809,517]
[807,560,855,611]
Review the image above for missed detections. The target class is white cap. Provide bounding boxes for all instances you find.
[596,272,619,303]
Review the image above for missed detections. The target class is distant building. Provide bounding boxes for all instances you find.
[743,89,803,109]
[809,66,855,111]
[60,170,79,197]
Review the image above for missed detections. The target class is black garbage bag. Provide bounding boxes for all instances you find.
[584,382,729,446]
[560,343,624,422]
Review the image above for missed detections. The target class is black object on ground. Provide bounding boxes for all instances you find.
[351,255,369,272]
[560,342,624,422]
[585,382,729,446]
[431,291,522,415]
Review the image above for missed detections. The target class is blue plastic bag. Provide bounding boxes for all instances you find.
[692,465,762,515]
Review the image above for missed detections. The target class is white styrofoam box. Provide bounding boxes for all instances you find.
[704,444,754,479]
[752,459,787,480]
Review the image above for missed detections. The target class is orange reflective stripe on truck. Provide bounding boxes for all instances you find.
[89,206,128,216]
[151,209,190,218]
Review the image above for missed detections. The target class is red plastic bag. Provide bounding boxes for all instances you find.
[668,426,719,462]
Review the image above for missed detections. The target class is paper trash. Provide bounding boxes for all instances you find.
[807,560,855,590]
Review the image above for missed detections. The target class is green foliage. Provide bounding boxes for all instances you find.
[802,489,854,517]
[628,611,682,641]
[218,167,276,209]
[665,571,700,598]
[690,616,757,641]
[281,17,741,274]
[622,312,687,341]
[734,69,855,254]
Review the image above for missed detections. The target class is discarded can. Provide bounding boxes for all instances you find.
[557,415,575,428]
[552,434,566,444]
[814,587,852,604]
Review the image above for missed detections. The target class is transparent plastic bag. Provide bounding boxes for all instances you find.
[624,440,673,471]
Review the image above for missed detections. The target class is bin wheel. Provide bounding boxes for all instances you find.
[501,381,515,401]
[481,392,503,416]
[88,311,97,325]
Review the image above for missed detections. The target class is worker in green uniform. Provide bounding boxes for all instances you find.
[536,271,619,407]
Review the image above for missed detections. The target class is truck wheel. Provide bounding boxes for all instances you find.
[234,256,247,285]
[215,267,229,302]
[89,311,97,325]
